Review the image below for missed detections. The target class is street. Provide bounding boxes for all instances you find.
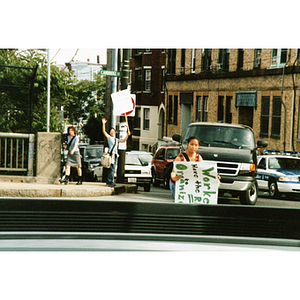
[102,184,300,208]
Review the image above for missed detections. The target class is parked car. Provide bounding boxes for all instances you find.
[257,151,300,198]
[124,152,152,192]
[130,151,153,167]
[81,144,104,182]
[151,146,180,188]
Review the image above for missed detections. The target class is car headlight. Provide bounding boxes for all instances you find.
[240,163,256,171]
[279,176,299,182]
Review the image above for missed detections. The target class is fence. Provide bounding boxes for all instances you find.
[0,133,34,176]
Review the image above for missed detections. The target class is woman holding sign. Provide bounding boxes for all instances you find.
[170,136,203,198]
[102,116,131,187]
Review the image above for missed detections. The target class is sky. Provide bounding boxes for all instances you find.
[49,49,107,65]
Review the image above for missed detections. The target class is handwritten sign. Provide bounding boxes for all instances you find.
[111,89,133,116]
[174,161,219,204]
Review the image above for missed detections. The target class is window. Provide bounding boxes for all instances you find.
[161,67,165,92]
[271,49,288,68]
[168,95,173,123]
[144,69,151,91]
[260,96,270,137]
[134,107,141,128]
[271,96,282,138]
[191,49,196,73]
[218,49,230,71]
[237,49,244,70]
[173,96,178,125]
[167,49,176,75]
[254,49,262,69]
[203,96,208,122]
[218,96,224,122]
[196,96,208,122]
[202,49,212,72]
[181,49,185,74]
[143,108,150,130]
[196,96,201,121]
[135,69,142,91]
[225,96,232,123]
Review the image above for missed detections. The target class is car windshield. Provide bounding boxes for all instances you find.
[166,148,180,159]
[184,125,255,148]
[125,154,142,166]
[136,153,153,164]
[268,157,300,170]
[85,148,103,159]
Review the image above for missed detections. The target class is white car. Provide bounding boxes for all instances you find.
[124,152,152,192]
[257,153,300,198]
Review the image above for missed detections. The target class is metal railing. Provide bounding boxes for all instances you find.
[0,133,35,176]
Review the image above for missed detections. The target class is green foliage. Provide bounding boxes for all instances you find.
[0,49,106,135]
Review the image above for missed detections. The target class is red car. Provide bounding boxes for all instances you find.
[151,146,180,188]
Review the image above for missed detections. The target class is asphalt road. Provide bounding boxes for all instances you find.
[102,184,300,208]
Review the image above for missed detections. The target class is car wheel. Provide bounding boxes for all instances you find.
[152,169,160,186]
[163,176,170,189]
[144,184,151,192]
[269,179,280,198]
[239,182,258,205]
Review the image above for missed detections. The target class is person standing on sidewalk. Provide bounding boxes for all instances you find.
[102,117,131,187]
[61,126,82,185]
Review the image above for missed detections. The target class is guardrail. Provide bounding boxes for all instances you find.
[0,133,35,176]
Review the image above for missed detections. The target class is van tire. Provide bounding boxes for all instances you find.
[239,182,258,205]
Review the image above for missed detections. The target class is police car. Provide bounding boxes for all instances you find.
[257,150,300,198]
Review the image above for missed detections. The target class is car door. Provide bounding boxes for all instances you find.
[257,157,269,190]
[156,148,166,178]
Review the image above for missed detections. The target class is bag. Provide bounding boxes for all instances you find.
[101,152,112,168]
[101,138,117,169]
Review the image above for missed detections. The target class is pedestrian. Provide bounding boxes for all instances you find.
[60,126,82,185]
[169,136,203,198]
[102,117,131,187]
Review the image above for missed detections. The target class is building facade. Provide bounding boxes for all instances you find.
[165,49,300,152]
[129,49,166,151]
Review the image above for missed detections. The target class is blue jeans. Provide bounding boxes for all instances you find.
[107,159,116,185]
[169,179,175,198]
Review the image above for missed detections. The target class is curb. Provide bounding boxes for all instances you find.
[0,182,138,198]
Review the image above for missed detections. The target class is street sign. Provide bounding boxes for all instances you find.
[100,70,122,77]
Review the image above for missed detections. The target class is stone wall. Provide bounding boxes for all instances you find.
[36,132,61,184]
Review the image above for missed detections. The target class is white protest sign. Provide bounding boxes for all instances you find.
[121,94,136,117]
[174,161,219,204]
[111,89,134,116]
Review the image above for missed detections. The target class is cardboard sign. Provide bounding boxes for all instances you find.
[174,161,219,205]
[111,89,134,116]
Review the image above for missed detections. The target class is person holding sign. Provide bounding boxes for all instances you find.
[170,136,203,198]
[102,116,131,187]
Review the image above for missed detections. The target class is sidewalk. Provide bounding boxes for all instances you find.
[0,181,137,198]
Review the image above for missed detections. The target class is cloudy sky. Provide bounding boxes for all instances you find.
[49,48,107,65]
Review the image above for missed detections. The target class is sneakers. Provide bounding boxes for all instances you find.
[60,175,69,185]
[106,183,116,187]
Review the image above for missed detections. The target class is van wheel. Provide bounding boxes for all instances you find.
[240,182,258,205]
[269,179,280,198]
[144,184,151,192]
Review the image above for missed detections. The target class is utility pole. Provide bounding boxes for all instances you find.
[116,49,130,183]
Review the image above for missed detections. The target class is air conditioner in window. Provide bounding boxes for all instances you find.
[255,57,261,67]
[217,63,223,70]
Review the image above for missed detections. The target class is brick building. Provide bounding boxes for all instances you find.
[130,49,166,151]
[165,49,300,152]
